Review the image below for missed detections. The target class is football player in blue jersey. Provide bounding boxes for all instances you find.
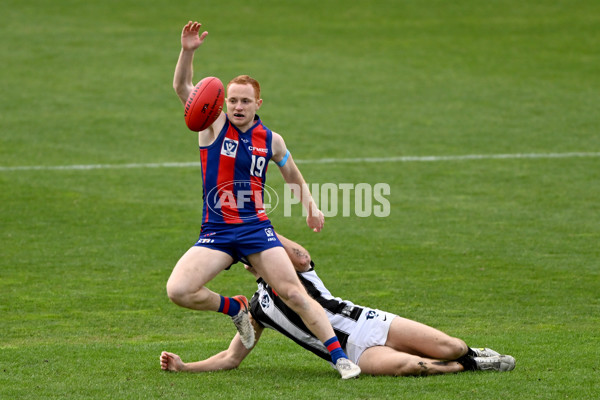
[165,21,360,379]
[161,234,516,376]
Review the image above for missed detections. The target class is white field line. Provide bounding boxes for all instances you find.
[1,152,599,172]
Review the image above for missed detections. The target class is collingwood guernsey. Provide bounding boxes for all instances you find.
[249,266,364,363]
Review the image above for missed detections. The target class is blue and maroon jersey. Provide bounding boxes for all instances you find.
[199,115,273,225]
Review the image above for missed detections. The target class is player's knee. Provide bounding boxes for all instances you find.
[441,338,468,360]
[278,286,309,311]
[166,279,193,307]
[166,281,184,305]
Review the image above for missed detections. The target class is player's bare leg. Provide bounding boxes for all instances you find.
[383,317,468,360]
[358,346,464,376]
[166,246,234,311]
[248,246,361,378]
[248,247,335,342]
[166,246,255,348]
[363,317,515,373]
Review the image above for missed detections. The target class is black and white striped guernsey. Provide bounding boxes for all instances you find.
[249,267,364,362]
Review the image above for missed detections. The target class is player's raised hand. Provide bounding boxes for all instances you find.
[181,21,208,51]
[307,208,325,233]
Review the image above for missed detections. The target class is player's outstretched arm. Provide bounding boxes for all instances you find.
[160,323,263,373]
[173,21,209,105]
[272,133,324,232]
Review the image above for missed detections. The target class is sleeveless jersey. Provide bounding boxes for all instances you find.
[199,116,273,225]
[249,268,364,362]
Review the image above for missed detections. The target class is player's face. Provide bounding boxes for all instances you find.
[226,83,263,130]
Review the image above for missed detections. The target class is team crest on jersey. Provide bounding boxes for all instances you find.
[365,310,379,320]
[221,138,238,158]
[261,293,271,308]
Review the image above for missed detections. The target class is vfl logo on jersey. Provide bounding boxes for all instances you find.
[221,138,238,158]
[261,293,271,308]
[365,310,379,320]
[264,227,277,242]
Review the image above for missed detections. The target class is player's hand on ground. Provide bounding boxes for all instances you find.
[181,21,208,51]
[160,351,185,372]
[307,209,324,232]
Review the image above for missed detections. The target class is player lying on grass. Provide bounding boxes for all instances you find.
[160,234,516,376]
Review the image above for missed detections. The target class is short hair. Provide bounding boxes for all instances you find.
[227,75,261,100]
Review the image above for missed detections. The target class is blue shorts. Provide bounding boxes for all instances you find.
[194,220,283,264]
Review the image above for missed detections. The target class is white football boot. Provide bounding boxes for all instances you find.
[470,347,501,357]
[335,358,361,379]
[230,295,255,349]
[473,355,516,372]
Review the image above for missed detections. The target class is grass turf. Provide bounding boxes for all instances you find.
[1,0,599,399]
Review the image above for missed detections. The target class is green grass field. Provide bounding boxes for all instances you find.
[1,0,599,398]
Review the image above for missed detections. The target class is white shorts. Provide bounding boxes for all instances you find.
[345,308,397,365]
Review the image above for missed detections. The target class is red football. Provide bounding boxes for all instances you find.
[184,77,225,131]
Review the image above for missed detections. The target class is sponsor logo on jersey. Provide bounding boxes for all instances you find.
[248,146,268,154]
[341,305,355,317]
[221,138,238,157]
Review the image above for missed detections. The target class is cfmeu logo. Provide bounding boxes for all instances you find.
[206,180,279,220]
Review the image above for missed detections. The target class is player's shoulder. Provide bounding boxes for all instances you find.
[270,130,283,142]
[271,131,286,153]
